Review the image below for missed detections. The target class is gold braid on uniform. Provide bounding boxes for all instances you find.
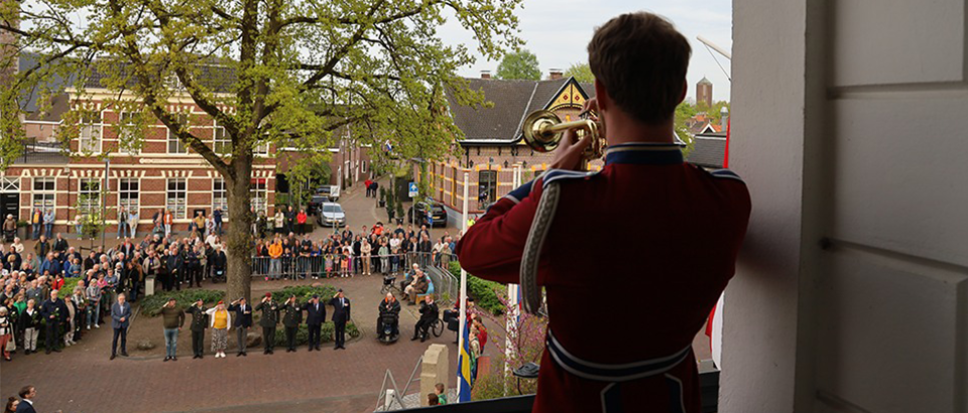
[520,181,561,315]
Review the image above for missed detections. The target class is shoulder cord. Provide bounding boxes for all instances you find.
[519,181,561,315]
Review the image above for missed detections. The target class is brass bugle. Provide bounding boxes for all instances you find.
[521,110,606,161]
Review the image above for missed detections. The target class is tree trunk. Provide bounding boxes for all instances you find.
[225,156,254,303]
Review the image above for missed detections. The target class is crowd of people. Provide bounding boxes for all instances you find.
[252,222,459,280]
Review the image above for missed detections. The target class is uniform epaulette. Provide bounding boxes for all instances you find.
[541,169,600,189]
[707,168,745,183]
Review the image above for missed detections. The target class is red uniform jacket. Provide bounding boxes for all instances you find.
[456,142,750,413]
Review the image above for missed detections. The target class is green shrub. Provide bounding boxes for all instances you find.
[448,261,505,316]
[272,320,360,346]
[269,285,337,303]
[140,289,226,317]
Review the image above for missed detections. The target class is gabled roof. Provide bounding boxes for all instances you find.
[446,77,594,144]
[686,131,727,169]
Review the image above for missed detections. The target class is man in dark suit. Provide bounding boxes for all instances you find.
[164,246,183,292]
[254,293,279,354]
[228,297,253,356]
[281,295,302,352]
[15,385,36,413]
[110,293,131,359]
[304,294,326,351]
[328,289,351,350]
[38,290,68,354]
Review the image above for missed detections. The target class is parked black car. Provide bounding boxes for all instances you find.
[407,201,447,228]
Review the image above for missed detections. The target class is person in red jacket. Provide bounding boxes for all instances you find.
[296,209,308,235]
[455,12,751,413]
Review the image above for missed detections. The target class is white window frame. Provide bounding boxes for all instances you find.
[213,123,231,155]
[167,113,190,154]
[166,178,187,219]
[254,141,269,156]
[32,177,55,212]
[212,178,228,217]
[78,111,103,154]
[250,178,267,214]
[118,178,140,216]
[0,177,19,192]
[118,112,141,155]
[78,178,101,214]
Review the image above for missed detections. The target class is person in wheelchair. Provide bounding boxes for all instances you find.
[377,292,401,342]
[400,263,419,292]
[412,294,439,342]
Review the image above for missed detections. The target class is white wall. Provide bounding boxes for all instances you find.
[725,0,968,412]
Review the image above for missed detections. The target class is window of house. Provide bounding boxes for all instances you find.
[118,112,140,155]
[0,177,19,192]
[361,160,367,173]
[166,178,187,219]
[250,178,267,214]
[213,178,229,216]
[478,170,497,206]
[79,178,101,214]
[79,111,102,153]
[32,177,55,211]
[118,178,139,215]
[213,124,231,155]
[254,141,269,156]
[168,113,190,154]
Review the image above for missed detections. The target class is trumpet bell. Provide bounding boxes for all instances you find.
[522,110,563,153]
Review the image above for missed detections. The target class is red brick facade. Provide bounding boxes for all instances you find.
[2,95,278,235]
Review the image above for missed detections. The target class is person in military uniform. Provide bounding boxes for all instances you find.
[328,289,350,350]
[304,294,326,351]
[185,298,208,359]
[412,294,438,342]
[280,295,302,352]
[254,293,280,354]
[455,12,751,413]
[377,292,400,341]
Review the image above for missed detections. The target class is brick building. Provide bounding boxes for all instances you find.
[415,72,604,224]
[1,61,278,235]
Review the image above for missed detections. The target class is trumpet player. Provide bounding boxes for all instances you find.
[455,12,751,413]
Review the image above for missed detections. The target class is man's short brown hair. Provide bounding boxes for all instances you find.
[588,12,691,124]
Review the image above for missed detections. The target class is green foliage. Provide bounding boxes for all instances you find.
[395,198,405,220]
[563,62,594,83]
[269,285,337,303]
[272,320,360,346]
[448,261,505,316]
[140,290,227,317]
[496,50,541,81]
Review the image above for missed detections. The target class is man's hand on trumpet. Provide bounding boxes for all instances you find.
[549,97,600,172]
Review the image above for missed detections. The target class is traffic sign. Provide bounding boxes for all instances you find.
[408,182,418,197]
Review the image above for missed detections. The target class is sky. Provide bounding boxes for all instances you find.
[438,0,733,102]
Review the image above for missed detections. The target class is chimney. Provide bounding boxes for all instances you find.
[480,70,491,80]
[549,68,563,80]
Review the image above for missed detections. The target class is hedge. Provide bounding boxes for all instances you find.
[140,289,226,317]
[269,285,338,303]
[448,261,505,316]
[272,321,361,346]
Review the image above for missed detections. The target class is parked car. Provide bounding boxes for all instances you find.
[316,185,340,202]
[407,201,447,228]
[316,202,346,227]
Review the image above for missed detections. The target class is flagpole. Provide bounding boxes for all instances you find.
[504,165,521,395]
[457,171,470,402]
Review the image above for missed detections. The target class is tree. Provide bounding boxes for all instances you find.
[0,0,523,302]
[563,62,594,83]
[496,50,540,80]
